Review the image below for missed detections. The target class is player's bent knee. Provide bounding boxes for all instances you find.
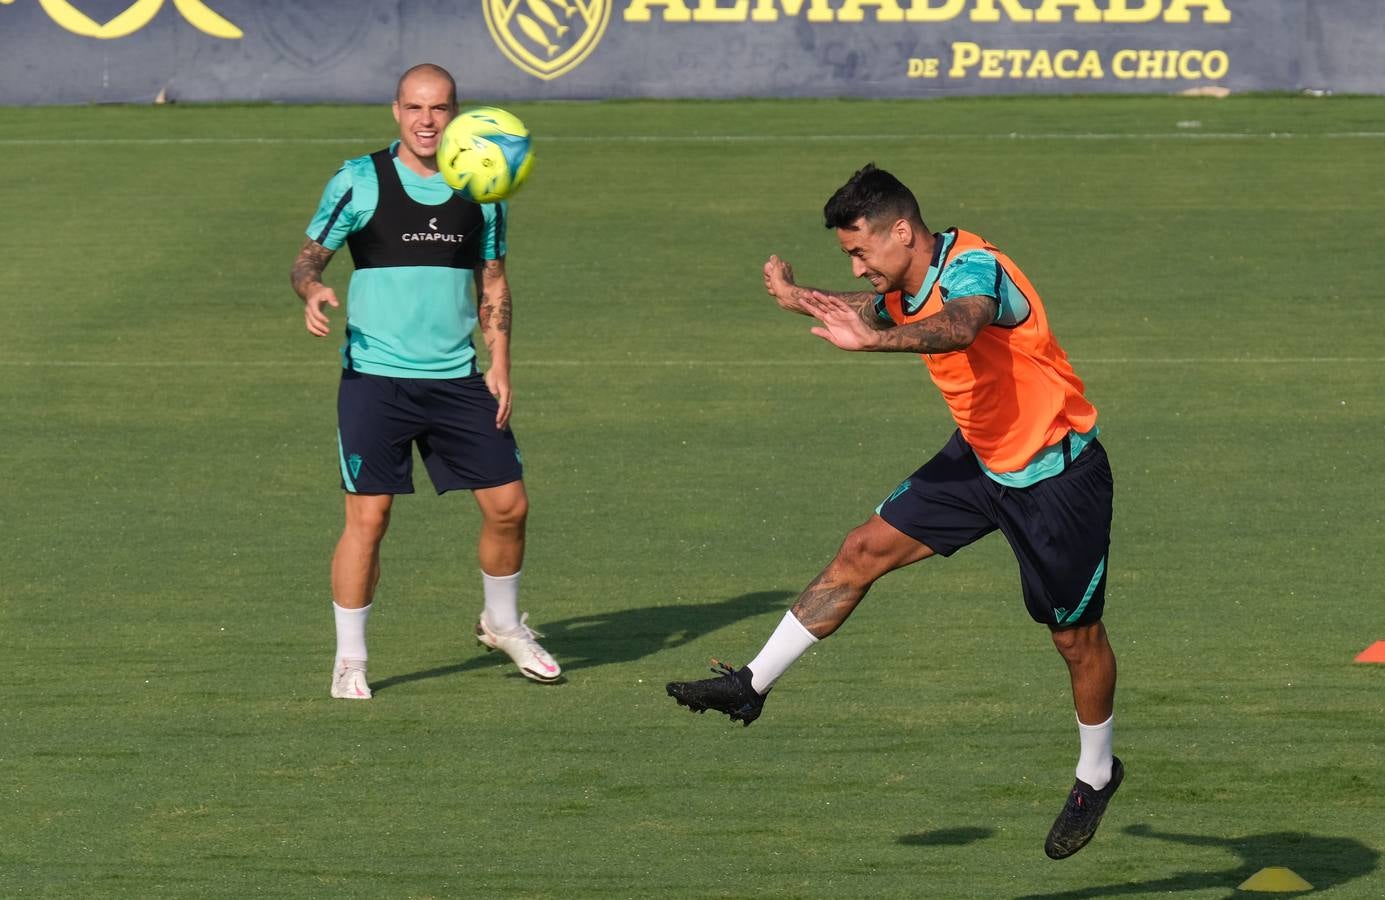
[343,495,392,539]
[491,494,528,526]
[477,485,528,529]
[835,522,921,580]
[1050,621,1107,660]
[484,509,527,537]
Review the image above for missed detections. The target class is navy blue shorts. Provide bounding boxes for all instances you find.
[877,430,1113,628]
[335,370,523,495]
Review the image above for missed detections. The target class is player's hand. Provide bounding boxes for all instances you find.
[485,367,513,430]
[303,285,339,337]
[763,255,802,310]
[802,290,876,351]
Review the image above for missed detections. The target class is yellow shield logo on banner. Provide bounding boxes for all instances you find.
[484,0,609,81]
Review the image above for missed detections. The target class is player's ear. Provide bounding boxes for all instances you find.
[391,101,402,124]
[891,218,914,245]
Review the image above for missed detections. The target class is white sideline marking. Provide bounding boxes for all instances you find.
[2,357,1381,368]
[1,132,1384,146]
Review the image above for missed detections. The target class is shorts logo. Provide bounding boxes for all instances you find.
[347,453,363,479]
[884,479,911,505]
[1054,607,1069,623]
[484,0,610,82]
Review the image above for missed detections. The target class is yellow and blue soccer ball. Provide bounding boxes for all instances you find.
[437,106,534,203]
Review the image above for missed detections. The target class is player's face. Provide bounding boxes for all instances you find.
[392,74,456,168]
[836,217,913,294]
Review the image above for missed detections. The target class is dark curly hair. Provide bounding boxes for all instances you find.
[823,163,927,233]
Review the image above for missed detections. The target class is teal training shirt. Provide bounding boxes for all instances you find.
[306,142,508,378]
[873,230,1097,487]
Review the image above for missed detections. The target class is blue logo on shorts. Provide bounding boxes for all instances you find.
[348,454,363,478]
[884,479,911,505]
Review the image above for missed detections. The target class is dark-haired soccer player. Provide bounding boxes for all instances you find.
[290,64,560,699]
[667,164,1122,860]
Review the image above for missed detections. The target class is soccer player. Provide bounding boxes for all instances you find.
[667,164,1122,859]
[290,64,560,699]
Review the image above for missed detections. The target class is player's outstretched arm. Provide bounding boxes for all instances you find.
[804,292,996,354]
[291,238,339,337]
[763,255,883,327]
[477,257,514,430]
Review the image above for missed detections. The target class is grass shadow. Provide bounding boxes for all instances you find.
[371,588,793,692]
[897,826,995,848]
[1016,824,1381,899]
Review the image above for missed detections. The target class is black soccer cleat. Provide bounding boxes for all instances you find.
[1045,756,1125,860]
[666,660,768,727]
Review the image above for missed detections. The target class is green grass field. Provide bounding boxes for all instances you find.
[2,95,1383,898]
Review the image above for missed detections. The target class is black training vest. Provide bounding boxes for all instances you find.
[345,148,486,271]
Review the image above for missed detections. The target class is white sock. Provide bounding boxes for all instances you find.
[481,569,521,632]
[746,611,819,694]
[333,602,371,665]
[1075,713,1114,789]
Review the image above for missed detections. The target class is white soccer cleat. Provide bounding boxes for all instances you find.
[330,658,372,700]
[475,612,562,683]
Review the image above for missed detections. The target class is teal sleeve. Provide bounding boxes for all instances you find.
[940,249,1002,303]
[940,249,1031,325]
[305,166,360,251]
[306,156,384,251]
[481,201,508,259]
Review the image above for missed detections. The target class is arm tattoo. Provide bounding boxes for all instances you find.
[795,288,875,308]
[829,290,882,328]
[790,571,867,639]
[791,287,886,329]
[870,296,998,353]
[477,259,512,339]
[290,239,334,299]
